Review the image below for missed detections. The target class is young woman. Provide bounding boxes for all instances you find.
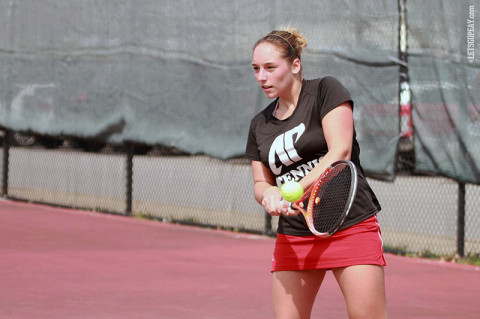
[245,28,388,319]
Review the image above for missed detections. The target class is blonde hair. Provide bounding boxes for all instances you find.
[254,27,308,63]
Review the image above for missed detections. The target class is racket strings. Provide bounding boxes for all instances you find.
[311,165,352,233]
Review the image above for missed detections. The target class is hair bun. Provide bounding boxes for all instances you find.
[284,27,308,51]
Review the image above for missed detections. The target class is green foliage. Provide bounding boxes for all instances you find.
[385,246,480,266]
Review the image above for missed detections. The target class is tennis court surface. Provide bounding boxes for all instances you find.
[1,199,479,319]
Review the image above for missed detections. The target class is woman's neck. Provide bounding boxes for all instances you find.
[275,78,303,119]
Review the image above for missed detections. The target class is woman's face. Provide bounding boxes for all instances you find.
[252,43,296,99]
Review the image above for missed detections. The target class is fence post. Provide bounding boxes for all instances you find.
[457,182,466,258]
[265,212,274,236]
[2,130,10,198]
[125,143,134,216]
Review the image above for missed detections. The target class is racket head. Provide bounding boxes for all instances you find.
[304,160,358,237]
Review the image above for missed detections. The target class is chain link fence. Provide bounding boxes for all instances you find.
[0,0,478,262]
[1,133,479,259]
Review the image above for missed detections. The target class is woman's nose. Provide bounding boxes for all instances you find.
[257,69,267,81]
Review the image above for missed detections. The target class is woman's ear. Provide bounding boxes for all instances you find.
[292,58,301,75]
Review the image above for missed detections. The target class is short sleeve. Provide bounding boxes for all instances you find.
[317,77,353,120]
[245,118,261,161]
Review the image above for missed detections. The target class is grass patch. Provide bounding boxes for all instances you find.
[385,246,480,266]
[459,253,480,266]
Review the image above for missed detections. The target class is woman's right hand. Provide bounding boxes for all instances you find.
[251,161,296,217]
[262,187,288,216]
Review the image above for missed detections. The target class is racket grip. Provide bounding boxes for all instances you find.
[280,199,293,208]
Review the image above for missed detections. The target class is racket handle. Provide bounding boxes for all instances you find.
[280,198,293,209]
[279,199,293,208]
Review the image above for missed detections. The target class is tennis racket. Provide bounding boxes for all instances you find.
[285,160,358,237]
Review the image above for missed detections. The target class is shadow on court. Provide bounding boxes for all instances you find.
[1,199,479,319]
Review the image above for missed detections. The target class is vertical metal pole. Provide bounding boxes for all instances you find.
[265,212,273,236]
[398,0,415,171]
[2,130,10,198]
[125,143,133,216]
[398,0,409,109]
[457,182,466,258]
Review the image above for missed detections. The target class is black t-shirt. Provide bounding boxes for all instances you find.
[245,77,381,236]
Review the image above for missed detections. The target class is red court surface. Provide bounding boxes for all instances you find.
[1,199,479,319]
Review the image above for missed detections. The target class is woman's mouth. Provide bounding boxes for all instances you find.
[262,85,273,92]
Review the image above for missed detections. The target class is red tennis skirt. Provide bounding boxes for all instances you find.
[272,215,386,272]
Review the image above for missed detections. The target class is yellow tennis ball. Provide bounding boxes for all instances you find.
[281,181,304,202]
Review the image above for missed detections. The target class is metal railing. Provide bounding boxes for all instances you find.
[1,130,479,258]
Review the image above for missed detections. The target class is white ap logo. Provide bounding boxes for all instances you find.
[269,123,305,175]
